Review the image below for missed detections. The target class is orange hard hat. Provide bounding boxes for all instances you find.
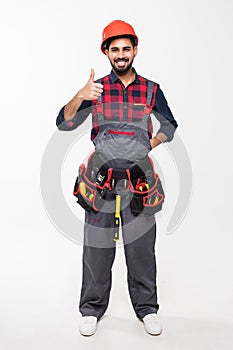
[101,20,138,54]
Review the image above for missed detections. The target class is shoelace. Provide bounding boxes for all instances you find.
[83,318,96,324]
[146,314,159,323]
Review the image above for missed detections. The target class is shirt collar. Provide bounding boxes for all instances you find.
[110,68,140,84]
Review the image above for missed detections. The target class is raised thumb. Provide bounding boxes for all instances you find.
[89,68,95,82]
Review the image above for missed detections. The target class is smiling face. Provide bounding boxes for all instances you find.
[105,37,138,75]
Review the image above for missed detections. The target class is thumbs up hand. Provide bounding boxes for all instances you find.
[77,68,103,101]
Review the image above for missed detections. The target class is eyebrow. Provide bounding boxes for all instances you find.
[110,46,132,50]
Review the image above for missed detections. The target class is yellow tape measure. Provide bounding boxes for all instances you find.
[113,195,121,242]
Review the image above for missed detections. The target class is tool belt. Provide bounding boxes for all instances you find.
[73,152,165,216]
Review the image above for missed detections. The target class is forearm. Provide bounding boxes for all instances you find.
[150,132,168,149]
[64,92,84,121]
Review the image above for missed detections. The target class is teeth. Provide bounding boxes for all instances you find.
[117,61,126,66]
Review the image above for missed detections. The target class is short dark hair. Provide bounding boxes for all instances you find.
[102,35,137,51]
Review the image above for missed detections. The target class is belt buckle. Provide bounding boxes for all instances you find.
[113,178,129,195]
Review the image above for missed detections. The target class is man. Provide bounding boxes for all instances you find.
[56,20,178,336]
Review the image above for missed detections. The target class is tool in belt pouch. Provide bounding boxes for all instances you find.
[73,153,113,212]
[129,158,165,216]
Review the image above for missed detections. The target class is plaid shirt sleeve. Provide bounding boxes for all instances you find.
[152,84,178,141]
[56,100,92,131]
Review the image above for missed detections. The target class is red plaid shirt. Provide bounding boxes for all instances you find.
[56,69,178,142]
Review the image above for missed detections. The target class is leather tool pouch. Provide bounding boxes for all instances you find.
[129,159,165,216]
[73,160,112,213]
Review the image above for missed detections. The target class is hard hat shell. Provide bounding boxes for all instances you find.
[101,20,138,54]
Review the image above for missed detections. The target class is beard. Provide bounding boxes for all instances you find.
[110,57,134,75]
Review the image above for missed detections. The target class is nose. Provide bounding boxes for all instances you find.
[117,48,125,58]
[115,51,127,61]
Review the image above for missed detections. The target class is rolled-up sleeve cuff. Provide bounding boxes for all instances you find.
[56,106,78,131]
[56,106,71,130]
[56,101,92,131]
[156,122,178,142]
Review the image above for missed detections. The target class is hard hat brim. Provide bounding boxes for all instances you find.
[101,34,138,54]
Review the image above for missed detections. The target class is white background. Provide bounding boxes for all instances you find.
[1,0,233,349]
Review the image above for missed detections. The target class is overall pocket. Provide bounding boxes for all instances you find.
[94,122,152,165]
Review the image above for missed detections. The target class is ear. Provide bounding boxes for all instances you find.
[104,49,109,56]
[133,46,138,57]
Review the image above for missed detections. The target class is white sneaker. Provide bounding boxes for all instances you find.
[142,313,162,335]
[79,316,98,336]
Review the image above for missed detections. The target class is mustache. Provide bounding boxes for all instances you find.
[114,58,129,63]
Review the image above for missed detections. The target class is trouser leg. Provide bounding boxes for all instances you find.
[121,201,159,320]
[79,244,116,321]
[79,193,116,321]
